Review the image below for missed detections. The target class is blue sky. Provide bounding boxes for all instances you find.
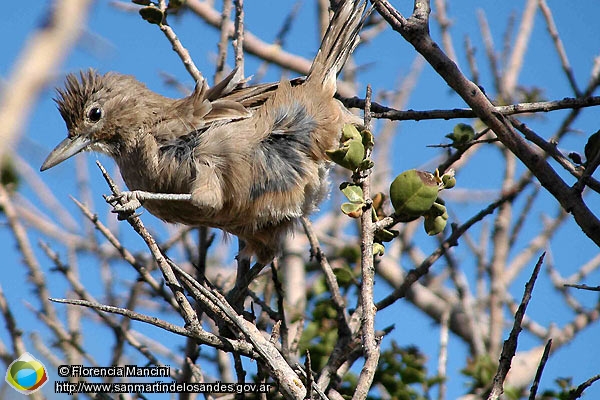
[2,1,600,399]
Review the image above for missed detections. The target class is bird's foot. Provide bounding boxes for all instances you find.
[105,191,144,220]
[105,190,194,220]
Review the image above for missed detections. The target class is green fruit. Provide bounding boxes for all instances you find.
[389,170,439,217]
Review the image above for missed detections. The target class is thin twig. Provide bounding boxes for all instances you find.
[352,84,379,400]
[156,0,203,83]
[70,196,180,311]
[487,252,545,400]
[233,0,245,75]
[437,308,450,400]
[214,0,233,83]
[537,0,581,97]
[564,283,600,292]
[300,216,351,337]
[49,297,255,356]
[528,339,552,400]
[568,374,600,400]
[96,161,202,334]
[339,94,600,122]
[503,0,537,98]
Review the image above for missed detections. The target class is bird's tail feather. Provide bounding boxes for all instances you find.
[307,0,369,93]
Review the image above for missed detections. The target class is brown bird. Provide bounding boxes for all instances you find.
[41,0,368,264]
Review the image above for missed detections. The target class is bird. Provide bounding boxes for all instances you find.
[41,0,368,264]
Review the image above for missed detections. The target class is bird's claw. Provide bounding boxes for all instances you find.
[105,191,143,220]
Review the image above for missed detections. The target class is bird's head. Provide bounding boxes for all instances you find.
[41,70,156,171]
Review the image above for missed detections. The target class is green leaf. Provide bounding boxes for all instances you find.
[361,129,375,149]
[375,228,398,243]
[343,139,365,169]
[341,202,363,217]
[428,200,447,216]
[333,266,355,286]
[326,146,349,165]
[373,243,385,256]
[446,123,475,147]
[340,182,364,203]
[389,169,439,217]
[342,124,361,142]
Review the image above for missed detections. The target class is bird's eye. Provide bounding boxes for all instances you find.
[87,107,103,123]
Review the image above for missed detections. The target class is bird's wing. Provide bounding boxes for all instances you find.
[220,76,306,110]
[169,69,306,138]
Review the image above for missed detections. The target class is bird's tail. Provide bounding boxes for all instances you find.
[306,0,369,94]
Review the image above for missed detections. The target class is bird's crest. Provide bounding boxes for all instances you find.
[54,69,103,131]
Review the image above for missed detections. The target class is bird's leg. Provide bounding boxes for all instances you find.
[106,190,193,219]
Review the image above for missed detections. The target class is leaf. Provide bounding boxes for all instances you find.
[389,169,439,217]
[139,6,164,25]
[333,266,355,286]
[373,243,385,256]
[359,158,374,171]
[326,138,365,170]
[361,129,375,149]
[446,123,475,146]
[340,182,364,203]
[341,202,363,218]
[375,228,399,243]
[343,139,365,170]
[342,124,361,142]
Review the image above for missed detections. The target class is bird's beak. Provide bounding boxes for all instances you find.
[40,135,94,171]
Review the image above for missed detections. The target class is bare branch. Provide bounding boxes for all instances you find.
[487,253,545,400]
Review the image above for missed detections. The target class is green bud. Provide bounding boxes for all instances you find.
[424,214,447,235]
[326,139,365,170]
[442,175,456,189]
